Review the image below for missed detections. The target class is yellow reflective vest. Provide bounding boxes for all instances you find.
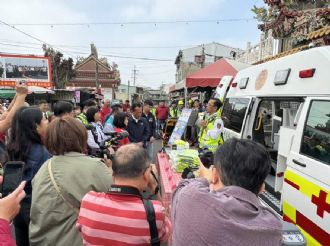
[150,107,156,117]
[199,113,223,152]
[169,107,179,118]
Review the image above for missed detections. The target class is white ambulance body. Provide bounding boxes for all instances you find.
[222,46,330,245]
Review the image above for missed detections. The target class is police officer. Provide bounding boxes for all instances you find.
[198,98,224,152]
[169,101,179,118]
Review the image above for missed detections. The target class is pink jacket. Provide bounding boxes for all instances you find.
[0,219,16,246]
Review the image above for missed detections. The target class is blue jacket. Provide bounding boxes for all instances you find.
[142,112,156,140]
[23,144,51,204]
[127,116,150,148]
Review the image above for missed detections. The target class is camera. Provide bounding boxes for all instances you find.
[87,125,129,159]
[181,148,214,179]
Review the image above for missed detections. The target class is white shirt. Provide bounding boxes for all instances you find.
[87,122,106,149]
[132,115,140,123]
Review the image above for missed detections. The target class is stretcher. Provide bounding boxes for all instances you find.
[162,118,177,145]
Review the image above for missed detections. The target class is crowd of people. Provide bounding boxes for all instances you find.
[0,84,283,246]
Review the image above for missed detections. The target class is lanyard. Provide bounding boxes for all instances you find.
[109,185,160,246]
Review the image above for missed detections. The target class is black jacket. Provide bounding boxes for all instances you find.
[142,112,156,140]
[127,116,150,148]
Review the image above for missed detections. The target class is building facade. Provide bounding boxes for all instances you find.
[142,89,169,105]
[174,42,244,83]
[115,84,144,103]
[236,32,276,64]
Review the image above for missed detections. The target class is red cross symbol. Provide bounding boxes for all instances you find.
[311,190,330,218]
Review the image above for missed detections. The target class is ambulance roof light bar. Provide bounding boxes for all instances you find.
[299,68,315,78]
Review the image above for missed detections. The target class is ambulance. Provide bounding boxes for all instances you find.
[214,75,234,102]
[221,46,330,245]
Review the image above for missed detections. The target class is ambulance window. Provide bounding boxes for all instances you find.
[301,100,330,165]
[222,98,250,133]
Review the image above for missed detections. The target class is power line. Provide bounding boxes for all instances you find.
[0,42,173,61]
[138,68,175,75]
[0,38,197,49]
[2,18,254,27]
[0,18,74,57]
[83,52,173,62]
[0,42,42,50]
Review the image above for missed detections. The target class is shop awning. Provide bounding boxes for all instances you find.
[0,89,15,99]
[170,79,186,92]
[175,79,186,91]
[186,58,250,88]
[169,84,176,92]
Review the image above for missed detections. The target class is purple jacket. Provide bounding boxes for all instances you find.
[171,178,282,246]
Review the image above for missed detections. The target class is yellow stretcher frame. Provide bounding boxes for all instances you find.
[162,118,178,144]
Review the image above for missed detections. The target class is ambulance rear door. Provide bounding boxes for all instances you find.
[222,96,253,140]
[214,76,233,102]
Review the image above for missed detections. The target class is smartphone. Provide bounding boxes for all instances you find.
[16,80,26,86]
[1,162,25,197]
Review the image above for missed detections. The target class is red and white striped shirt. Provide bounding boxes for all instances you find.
[77,191,171,246]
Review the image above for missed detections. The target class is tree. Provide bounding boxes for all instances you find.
[75,56,86,67]
[43,45,75,89]
[251,5,270,23]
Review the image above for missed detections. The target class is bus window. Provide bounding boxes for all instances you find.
[300,100,330,165]
[222,98,250,133]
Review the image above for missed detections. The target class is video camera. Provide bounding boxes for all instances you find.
[181,148,214,179]
[101,131,129,150]
[86,124,129,159]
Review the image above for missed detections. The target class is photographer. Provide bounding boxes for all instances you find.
[86,107,107,150]
[171,139,282,246]
[77,144,171,245]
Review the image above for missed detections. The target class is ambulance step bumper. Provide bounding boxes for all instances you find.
[259,190,282,216]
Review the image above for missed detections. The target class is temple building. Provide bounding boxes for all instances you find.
[255,0,329,52]
[67,44,120,100]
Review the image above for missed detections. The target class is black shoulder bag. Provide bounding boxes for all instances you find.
[109,185,160,246]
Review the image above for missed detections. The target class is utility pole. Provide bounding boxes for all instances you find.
[132,65,138,86]
[127,80,130,101]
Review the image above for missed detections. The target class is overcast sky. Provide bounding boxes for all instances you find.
[0,0,264,88]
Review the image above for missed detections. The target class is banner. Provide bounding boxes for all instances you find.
[168,108,193,145]
[0,54,52,87]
